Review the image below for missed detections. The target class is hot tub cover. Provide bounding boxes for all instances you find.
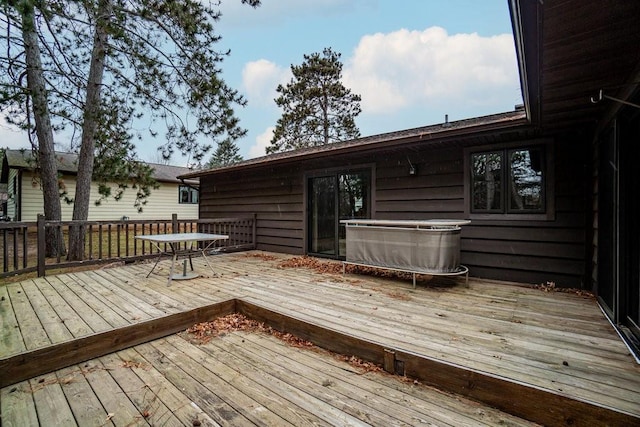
[342,219,469,274]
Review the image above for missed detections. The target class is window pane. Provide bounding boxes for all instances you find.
[179,186,199,204]
[338,172,369,219]
[471,152,502,211]
[180,187,189,203]
[338,171,370,257]
[308,176,336,255]
[509,148,544,212]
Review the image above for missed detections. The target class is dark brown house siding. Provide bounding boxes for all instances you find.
[462,135,588,288]
[199,135,589,288]
[199,164,306,254]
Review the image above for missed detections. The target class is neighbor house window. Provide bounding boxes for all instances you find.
[471,146,546,214]
[179,185,198,204]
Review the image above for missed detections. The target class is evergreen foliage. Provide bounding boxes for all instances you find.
[0,0,259,258]
[207,138,243,168]
[0,0,257,204]
[268,47,361,154]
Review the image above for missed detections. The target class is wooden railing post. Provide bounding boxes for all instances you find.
[172,213,178,233]
[37,214,46,277]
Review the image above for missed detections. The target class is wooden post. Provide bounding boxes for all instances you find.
[172,213,178,233]
[36,214,46,277]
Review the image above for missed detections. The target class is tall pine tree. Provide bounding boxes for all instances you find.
[268,47,361,154]
[207,139,243,168]
[0,0,259,258]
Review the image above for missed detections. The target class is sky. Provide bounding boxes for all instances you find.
[0,0,522,165]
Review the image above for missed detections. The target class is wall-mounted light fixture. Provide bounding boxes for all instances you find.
[407,156,417,176]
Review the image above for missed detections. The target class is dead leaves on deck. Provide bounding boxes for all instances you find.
[243,253,432,286]
[532,281,595,298]
[184,313,314,348]
[334,355,383,374]
[277,255,434,284]
[240,252,279,261]
[277,256,344,274]
[184,313,382,374]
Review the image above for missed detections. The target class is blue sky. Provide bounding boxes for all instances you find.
[0,0,522,165]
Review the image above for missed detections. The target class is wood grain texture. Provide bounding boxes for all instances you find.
[1,252,638,426]
[0,299,236,388]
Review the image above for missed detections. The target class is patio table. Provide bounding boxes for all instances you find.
[135,232,229,285]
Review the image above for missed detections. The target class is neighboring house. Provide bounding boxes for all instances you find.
[0,150,199,221]
[0,183,7,218]
[181,0,640,355]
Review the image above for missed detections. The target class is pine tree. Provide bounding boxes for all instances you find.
[268,47,361,154]
[207,139,243,168]
[0,0,259,258]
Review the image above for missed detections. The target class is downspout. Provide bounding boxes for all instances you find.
[179,178,199,192]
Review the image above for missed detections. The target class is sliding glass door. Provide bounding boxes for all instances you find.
[308,169,370,258]
[598,117,640,354]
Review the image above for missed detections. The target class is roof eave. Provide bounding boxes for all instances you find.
[179,111,529,179]
[508,0,542,126]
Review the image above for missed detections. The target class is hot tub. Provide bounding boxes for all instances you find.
[341,219,470,287]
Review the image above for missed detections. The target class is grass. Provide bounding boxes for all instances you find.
[0,224,166,285]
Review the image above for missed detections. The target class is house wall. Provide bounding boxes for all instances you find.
[6,168,19,221]
[199,138,589,287]
[199,165,306,254]
[17,171,198,221]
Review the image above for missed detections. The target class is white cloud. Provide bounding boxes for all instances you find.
[248,126,274,159]
[0,114,30,150]
[242,59,290,106]
[343,26,519,115]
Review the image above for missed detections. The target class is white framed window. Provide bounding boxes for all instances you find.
[179,185,198,204]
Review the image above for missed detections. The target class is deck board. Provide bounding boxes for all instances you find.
[135,340,263,427]
[31,277,94,338]
[1,330,538,427]
[6,282,51,350]
[30,373,76,426]
[1,251,639,425]
[0,380,38,427]
[0,284,26,355]
[153,336,305,426]
[211,332,458,426]
[99,351,184,427]
[115,347,223,426]
[55,364,110,427]
[233,278,639,412]
[43,275,113,333]
[232,332,510,427]
[66,271,144,324]
[21,279,76,344]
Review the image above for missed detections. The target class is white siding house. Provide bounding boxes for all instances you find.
[0,150,199,221]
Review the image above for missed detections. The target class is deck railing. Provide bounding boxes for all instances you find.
[0,213,256,279]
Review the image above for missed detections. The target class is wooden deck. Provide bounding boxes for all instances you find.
[1,251,639,426]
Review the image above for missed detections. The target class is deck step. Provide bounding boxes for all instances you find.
[2,299,637,427]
